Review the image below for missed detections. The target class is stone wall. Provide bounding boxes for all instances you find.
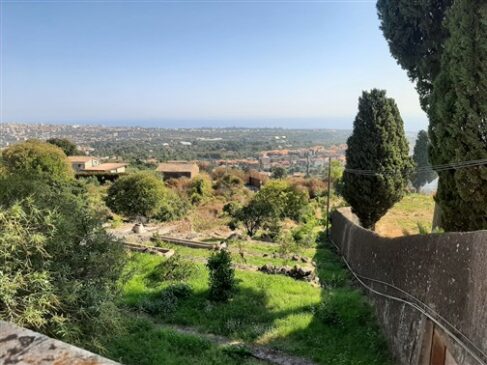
[0,321,120,365]
[330,208,487,365]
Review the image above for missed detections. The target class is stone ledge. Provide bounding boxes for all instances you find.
[0,320,120,365]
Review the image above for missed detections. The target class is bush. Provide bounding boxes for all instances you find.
[156,191,190,221]
[0,191,126,349]
[189,174,213,204]
[1,140,74,183]
[207,250,235,302]
[145,254,195,284]
[139,283,192,316]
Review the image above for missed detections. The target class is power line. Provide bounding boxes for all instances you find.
[329,238,487,365]
[343,158,487,176]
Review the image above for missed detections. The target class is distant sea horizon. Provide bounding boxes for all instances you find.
[3,116,426,132]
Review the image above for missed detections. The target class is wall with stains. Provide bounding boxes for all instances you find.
[330,208,487,365]
[0,321,120,365]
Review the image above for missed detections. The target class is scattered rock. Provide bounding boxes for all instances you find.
[132,223,145,234]
[258,263,319,284]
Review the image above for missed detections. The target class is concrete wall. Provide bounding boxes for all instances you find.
[330,208,487,365]
[0,321,120,365]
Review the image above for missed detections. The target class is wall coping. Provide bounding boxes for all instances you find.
[0,321,120,365]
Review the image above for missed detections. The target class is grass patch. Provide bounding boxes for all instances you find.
[118,242,392,365]
[104,317,264,365]
[376,193,435,237]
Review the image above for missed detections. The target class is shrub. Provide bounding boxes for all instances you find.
[0,192,126,349]
[1,140,74,183]
[189,174,213,204]
[156,191,190,221]
[207,250,235,302]
[145,254,195,284]
[139,283,192,316]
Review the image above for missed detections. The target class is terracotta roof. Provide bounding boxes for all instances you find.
[156,163,199,173]
[68,156,96,163]
[84,163,127,171]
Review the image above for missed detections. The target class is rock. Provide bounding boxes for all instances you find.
[263,253,269,257]
[132,223,145,234]
[301,257,310,263]
[291,255,300,261]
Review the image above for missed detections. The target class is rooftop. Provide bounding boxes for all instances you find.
[156,162,199,173]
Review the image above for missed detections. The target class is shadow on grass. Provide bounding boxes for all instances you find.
[264,241,392,365]
[115,244,392,365]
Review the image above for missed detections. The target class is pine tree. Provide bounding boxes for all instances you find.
[343,89,413,230]
[429,0,487,231]
[411,130,436,192]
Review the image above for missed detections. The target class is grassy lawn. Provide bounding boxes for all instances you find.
[104,317,265,365]
[375,193,435,237]
[106,241,392,365]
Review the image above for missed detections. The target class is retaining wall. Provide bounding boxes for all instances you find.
[0,320,120,365]
[330,208,487,365]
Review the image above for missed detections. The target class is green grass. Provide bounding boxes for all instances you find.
[104,317,264,365]
[376,193,435,237]
[112,242,392,365]
[152,239,316,268]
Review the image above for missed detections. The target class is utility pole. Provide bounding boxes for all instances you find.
[325,156,332,239]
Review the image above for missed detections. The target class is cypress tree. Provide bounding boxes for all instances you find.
[429,0,487,231]
[411,130,437,192]
[343,89,413,230]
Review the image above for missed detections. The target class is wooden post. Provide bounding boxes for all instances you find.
[325,156,332,239]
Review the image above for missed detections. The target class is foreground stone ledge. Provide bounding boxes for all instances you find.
[0,320,120,365]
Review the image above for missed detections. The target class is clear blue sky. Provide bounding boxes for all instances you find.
[1,0,427,130]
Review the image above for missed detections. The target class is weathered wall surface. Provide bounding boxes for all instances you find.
[330,208,487,365]
[0,321,120,365]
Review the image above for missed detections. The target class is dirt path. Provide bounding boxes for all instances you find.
[140,316,318,365]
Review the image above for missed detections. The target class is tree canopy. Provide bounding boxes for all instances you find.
[429,0,487,231]
[343,89,413,230]
[106,172,169,219]
[1,140,74,183]
[46,138,79,156]
[377,0,453,111]
[411,130,436,192]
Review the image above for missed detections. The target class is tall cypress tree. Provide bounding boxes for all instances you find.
[411,130,437,192]
[429,0,487,231]
[343,89,413,230]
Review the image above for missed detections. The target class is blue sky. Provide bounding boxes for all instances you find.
[1,1,427,130]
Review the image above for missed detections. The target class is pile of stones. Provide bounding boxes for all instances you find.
[258,263,319,284]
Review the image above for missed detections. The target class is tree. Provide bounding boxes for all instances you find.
[46,138,79,156]
[429,0,487,231]
[229,180,309,236]
[0,182,126,349]
[411,130,436,192]
[343,89,413,230]
[207,249,235,302]
[106,172,169,219]
[271,166,287,179]
[1,140,73,183]
[377,0,453,111]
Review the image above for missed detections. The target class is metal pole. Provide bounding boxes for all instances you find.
[325,156,332,239]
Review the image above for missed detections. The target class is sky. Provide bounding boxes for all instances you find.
[1,0,427,131]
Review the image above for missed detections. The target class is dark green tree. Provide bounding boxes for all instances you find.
[207,249,235,302]
[429,0,487,231]
[46,138,79,156]
[271,166,287,179]
[343,89,413,230]
[377,0,453,111]
[411,130,436,192]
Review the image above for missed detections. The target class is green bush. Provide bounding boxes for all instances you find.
[207,250,235,302]
[1,140,74,183]
[0,192,126,350]
[156,191,189,221]
[145,254,195,284]
[317,290,374,328]
[106,172,168,219]
[139,283,192,316]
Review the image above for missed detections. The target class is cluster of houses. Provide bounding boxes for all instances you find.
[259,145,346,171]
[68,156,200,180]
